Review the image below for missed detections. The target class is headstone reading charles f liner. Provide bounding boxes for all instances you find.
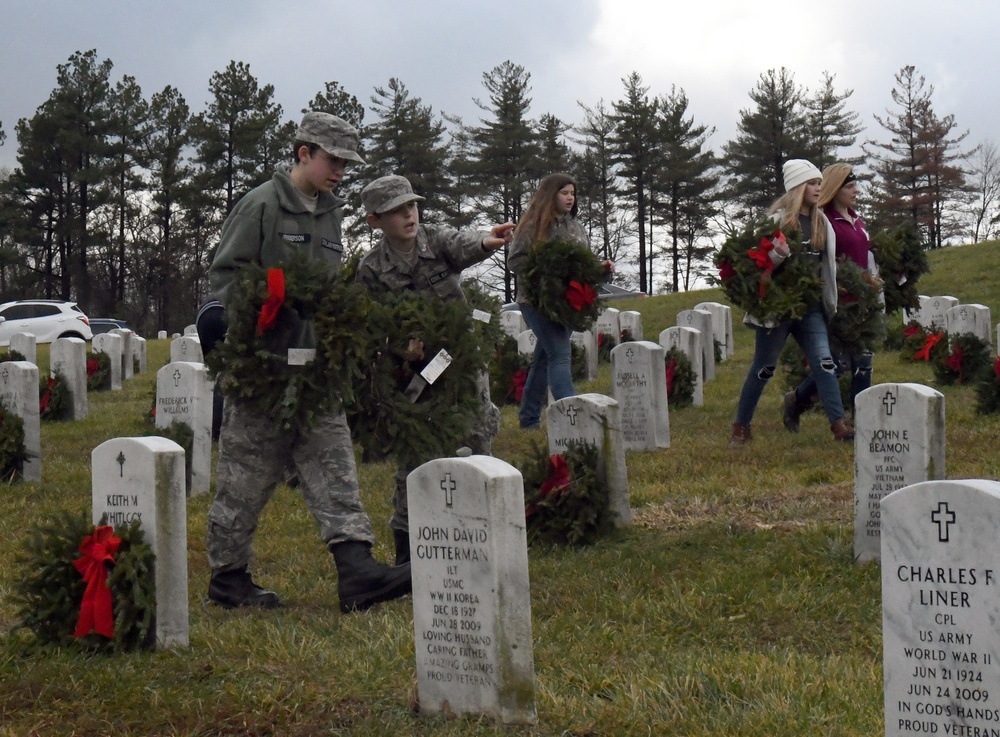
[694,301,734,359]
[92,332,124,390]
[658,326,704,406]
[881,479,1000,737]
[610,341,669,451]
[854,383,946,563]
[676,308,716,380]
[156,361,213,496]
[547,394,632,526]
[9,333,36,365]
[92,437,189,648]
[0,361,40,481]
[408,456,536,726]
[50,336,87,420]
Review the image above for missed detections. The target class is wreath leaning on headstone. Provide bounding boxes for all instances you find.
[931,333,993,386]
[86,351,112,392]
[11,510,156,653]
[975,357,1000,415]
[522,239,608,332]
[597,331,617,363]
[1,349,27,363]
[39,372,73,422]
[520,440,612,547]
[664,347,696,409]
[0,400,29,482]
[712,220,822,323]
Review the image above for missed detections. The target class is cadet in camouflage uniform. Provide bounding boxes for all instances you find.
[205,113,411,614]
[356,175,513,564]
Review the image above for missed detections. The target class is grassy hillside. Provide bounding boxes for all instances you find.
[1,240,998,736]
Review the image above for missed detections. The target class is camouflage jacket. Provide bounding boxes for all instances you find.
[508,215,590,303]
[355,223,491,302]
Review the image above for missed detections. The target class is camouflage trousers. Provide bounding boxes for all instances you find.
[207,399,374,572]
[391,371,501,531]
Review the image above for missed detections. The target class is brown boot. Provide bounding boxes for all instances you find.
[730,422,752,445]
[831,418,855,442]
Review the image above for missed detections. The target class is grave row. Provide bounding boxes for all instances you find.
[904,296,996,351]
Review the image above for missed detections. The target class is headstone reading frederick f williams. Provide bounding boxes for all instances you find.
[0,361,40,481]
[854,383,946,563]
[881,479,1000,737]
[610,341,669,451]
[408,456,536,725]
[547,394,632,526]
[50,336,88,420]
[156,361,213,496]
[694,301,734,359]
[9,332,36,365]
[676,308,716,381]
[92,437,188,648]
[92,332,124,390]
[658,326,704,406]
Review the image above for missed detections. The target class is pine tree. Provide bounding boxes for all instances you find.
[573,100,620,261]
[807,71,863,170]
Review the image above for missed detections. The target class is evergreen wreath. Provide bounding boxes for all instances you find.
[522,239,607,332]
[86,351,112,392]
[899,321,933,361]
[597,331,617,363]
[462,283,505,349]
[664,347,696,408]
[347,290,494,470]
[12,509,156,653]
[39,372,72,422]
[828,256,885,356]
[146,420,194,482]
[204,253,371,435]
[619,327,635,344]
[571,341,586,381]
[2,349,27,362]
[712,220,822,323]
[0,400,29,482]
[975,357,1000,415]
[520,440,612,546]
[932,333,993,386]
[490,335,530,406]
[868,221,928,315]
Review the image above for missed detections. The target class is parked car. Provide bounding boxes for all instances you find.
[89,318,131,335]
[0,299,94,346]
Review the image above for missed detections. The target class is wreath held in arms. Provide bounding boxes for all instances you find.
[522,240,608,332]
[868,221,928,315]
[712,220,822,323]
[827,256,885,356]
[205,253,371,435]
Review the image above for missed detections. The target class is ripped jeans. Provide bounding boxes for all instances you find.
[735,307,846,426]
[794,348,873,416]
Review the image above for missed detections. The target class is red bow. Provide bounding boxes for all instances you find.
[746,231,784,297]
[39,376,56,413]
[72,526,122,639]
[86,357,100,378]
[947,345,966,383]
[539,454,571,500]
[718,260,736,282]
[565,281,597,311]
[994,356,1000,379]
[510,368,528,403]
[914,332,943,361]
[257,268,286,335]
[665,358,677,396]
[904,322,923,338]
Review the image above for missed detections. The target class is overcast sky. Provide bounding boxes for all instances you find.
[0,0,994,174]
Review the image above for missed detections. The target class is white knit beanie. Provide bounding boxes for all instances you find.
[782,159,822,192]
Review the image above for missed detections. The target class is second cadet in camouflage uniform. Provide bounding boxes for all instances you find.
[205,113,411,614]
[356,174,513,564]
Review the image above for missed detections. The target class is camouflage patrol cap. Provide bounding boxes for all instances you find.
[295,111,365,164]
[361,175,425,215]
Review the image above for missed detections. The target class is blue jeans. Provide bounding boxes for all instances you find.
[518,303,576,428]
[795,348,873,415]
[735,307,845,426]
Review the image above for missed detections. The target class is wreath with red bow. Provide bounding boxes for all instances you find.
[522,240,608,332]
[86,351,112,392]
[664,347,696,409]
[39,372,72,422]
[931,333,992,386]
[712,220,822,323]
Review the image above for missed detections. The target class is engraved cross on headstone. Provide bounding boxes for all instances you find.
[566,405,578,426]
[959,307,968,321]
[116,451,126,478]
[441,473,456,507]
[931,501,957,543]
[173,369,182,387]
[625,347,634,364]
[882,390,897,416]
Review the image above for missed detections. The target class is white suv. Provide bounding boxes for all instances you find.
[0,300,94,346]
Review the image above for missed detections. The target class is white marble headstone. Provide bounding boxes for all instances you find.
[658,326,704,406]
[156,361,213,496]
[854,383,946,563]
[499,310,527,339]
[516,329,537,356]
[676,308,716,380]
[571,330,598,381]
[157,330,168,340]
[945,304,992,347]
[50,337,87,420]
[133,336,148,374]
[921,296,959,330]
[610,341,669,451]
[9,333,36,365]
[0,361,40,481]
[881,479,1000,737]
[595,308,621,349]
[170,335,204,364]
[92,333,123,390]
[547,394,631,526]
[618,310,644,341]
[92,437,188,648]
[110,328,135,380]
[903,295,929,326]
[408,456,536,725]
[694,301,734,359]
[183,324,198,335]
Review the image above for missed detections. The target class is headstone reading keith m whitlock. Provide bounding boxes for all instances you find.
[881,479,1000,737]
[610,340,670,451]
[0,361,40,481]
[92,436,188,648]
[50,336,87,420]
[156,361,213,496]
[658,326,704,406]
[854,383,945,563]
[595,307,621,351]
[547,393,632,526]
[408,455,536,726]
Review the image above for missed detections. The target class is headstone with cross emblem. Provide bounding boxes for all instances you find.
[618,310,644,341]
[694,301,734,359]
[595,307,621,359]
[516,329,537,357]
[0,361,40,481]
[547,394,632,526]
[407,455,536,725]
[132,335,148,374]
[92,332,124,390]
[156,361,213,496]
[50,336,88,420]
[676,308,716,381]
[945,303,992,348]
[854,383,946,563]
[610,341,669,451]
[919,296,959,331]
[9,332,36,365]
[183,324,198,336]
[91,436,188,648]
[571,330,598,381]
[657,326,704,406]
[881,479,1000,737]
[499,309,527,339]
[110,328,136,380]
[170,334,204,364]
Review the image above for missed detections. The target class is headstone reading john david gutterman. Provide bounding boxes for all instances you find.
[881,479,1000,737]
[407,456,536,726]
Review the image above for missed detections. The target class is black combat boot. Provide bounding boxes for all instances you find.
[392,528,411,565]
[208,567,281,609]
[330,541,412,613]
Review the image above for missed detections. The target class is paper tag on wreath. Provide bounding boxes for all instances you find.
[472,309,492,323]
[420,349,452,384]
[287,348,316,366]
